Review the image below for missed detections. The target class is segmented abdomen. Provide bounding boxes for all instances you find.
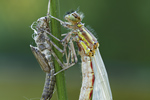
[41,69,55,100]
[79,54,94,100]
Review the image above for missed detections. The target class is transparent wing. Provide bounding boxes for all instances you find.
[92,60,105,100]
[92,48,113,100]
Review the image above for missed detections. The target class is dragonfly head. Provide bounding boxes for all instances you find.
[65,11,84,24]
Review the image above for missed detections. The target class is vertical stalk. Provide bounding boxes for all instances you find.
[50,0,68,100]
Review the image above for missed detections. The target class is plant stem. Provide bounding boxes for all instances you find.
[50,0,68,100]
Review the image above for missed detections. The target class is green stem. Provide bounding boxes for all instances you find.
[50,0,68,100]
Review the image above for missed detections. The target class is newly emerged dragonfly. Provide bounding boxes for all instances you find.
[50,11,113,100]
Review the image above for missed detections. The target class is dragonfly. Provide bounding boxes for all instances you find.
[50,11,113,100]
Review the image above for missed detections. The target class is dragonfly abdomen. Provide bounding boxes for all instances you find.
[79,53,94,100]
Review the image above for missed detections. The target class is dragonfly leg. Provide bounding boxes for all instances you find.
[54,39,78,75]
[50,15,75,29]
[69,39,78,63]
[44,29,74,55]
[61,33,68,36]
[49,44,74,70]
[45,30,75,56]
[48,47,76,75]
[49,48,66,68]
[46,38,64,53]
[45,30,61,42]
[54,63,76,75]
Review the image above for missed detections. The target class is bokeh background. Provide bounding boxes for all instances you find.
[0,0,150,100]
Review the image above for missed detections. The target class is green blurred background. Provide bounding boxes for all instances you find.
[0,0,150,100]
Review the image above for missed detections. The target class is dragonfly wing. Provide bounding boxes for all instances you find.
[92,59,105,100]
[92,48,112,100]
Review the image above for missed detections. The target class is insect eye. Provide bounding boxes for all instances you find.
[66,12,70,15]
